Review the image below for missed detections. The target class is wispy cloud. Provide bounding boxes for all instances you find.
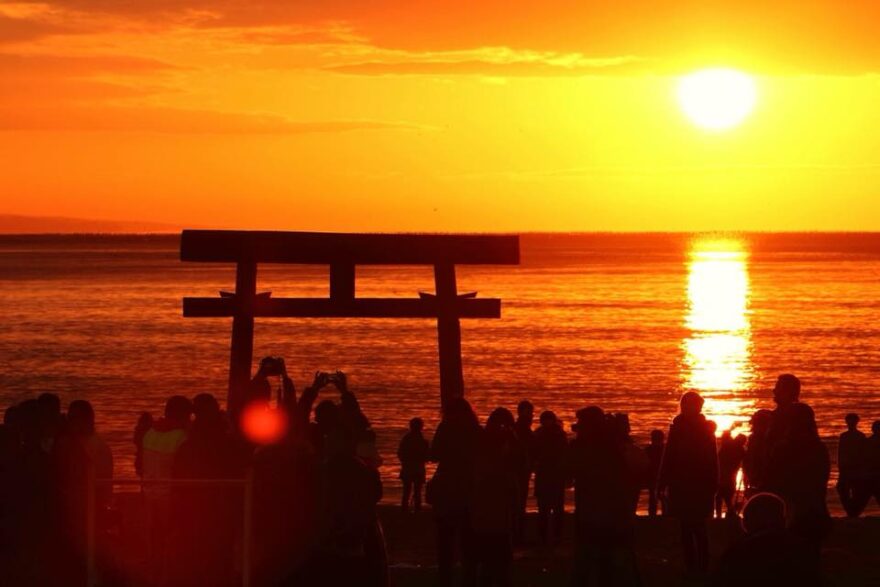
[326,53,646,77]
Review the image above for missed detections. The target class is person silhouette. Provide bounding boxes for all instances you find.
[766,374,801,455]
[471,408,519,586]
[512,400,535,544]
[568,406,641,586]
[133,412,153,479]
[5,400,54,584]
[315,421,385,587]
[867,420,880,507]
[170,393,244,587]
[764,402,830,573]
[37,392,64,453]
[658,392,718,578]
[644,430,666,517]
[398,417,429,513]
[532,410,568,545]
[141,395,192,585]
[742,409,772,495]
[428,397,481,587]
[716,431,746,518]
[52,400,113,587]
[837,412,869,517]
[711,492,817,587]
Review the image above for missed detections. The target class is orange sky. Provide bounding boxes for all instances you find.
[1,1,879,231]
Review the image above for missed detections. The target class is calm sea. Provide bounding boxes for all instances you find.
[2,233,880,507]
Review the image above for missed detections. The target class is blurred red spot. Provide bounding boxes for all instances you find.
[241,401,288,444]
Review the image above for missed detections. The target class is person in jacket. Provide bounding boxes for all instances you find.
[837,412,869,517]
[471,408,519,586]
[169,394,244,587]
[532,410,568,546]
[429,397,482,587]
[711,492,817,587]
[658,392,718,578]
[141,395,192,585]
[398,417,430,513]
[512,400,535,544]
[763,402,831,574]
[568,406,641,587]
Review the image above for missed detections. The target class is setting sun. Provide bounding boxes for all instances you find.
[677,68,758,131]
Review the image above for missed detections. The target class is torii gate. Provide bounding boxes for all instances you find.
[180,230,520,415]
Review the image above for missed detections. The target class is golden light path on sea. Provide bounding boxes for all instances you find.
[683,239,757,435]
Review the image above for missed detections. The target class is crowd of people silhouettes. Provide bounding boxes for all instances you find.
[2,368,880,586]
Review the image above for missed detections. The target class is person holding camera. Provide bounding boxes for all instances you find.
[249,356,295,408]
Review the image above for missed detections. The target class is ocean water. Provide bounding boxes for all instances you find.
[1,232,880,505]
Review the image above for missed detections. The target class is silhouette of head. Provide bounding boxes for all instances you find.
[193,393,221,421]
[721,429,732,441]
[68,400,95,436]
[340,391,360,411]
[750,409,772,434]
[164,395,192,427]
[443,397,479,428]
[539,410,557,427]
[574,406,604,436]
[315,399,339,429]
[873,420,880,436]
[517,400,534,423]
[16,399,42,444]
[741,492,786,535]
[37,393,61,418]
[409,417,424,433]
[4,404,19,427]
[773,374,801,406]
[488,407,515,432]
[707,420,718,435]
[680,391,704,416]
[845,412,860,430]
[650,429,664,444]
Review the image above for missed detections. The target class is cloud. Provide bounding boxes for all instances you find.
[0,14,68,43]
[0,105,424,134]
[0,53,179,76]
[21,0,880,75]
[326,55,646,77]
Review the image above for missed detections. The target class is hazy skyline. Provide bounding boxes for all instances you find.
[1,1,879,231]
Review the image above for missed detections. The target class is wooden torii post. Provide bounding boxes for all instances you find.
[180,230,520,415]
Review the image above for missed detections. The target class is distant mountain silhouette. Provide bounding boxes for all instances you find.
[0,214,181,234]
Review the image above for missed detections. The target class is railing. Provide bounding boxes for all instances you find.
[88,472,254,587]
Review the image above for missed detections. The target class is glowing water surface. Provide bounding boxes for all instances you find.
[683,240,757,435]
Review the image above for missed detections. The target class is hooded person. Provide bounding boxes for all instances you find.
[568,406,641,587]
[658,392,718,578]
[532,410,568,545]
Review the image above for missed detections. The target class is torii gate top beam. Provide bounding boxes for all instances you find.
[180,230,520,265]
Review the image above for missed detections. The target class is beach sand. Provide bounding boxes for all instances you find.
[74,494,880,585]
[380,507,880,586]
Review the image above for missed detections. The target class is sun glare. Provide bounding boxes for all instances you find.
[682,238,757,435]
[677,68,757,131]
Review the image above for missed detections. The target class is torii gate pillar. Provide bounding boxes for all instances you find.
[435,263,465,403]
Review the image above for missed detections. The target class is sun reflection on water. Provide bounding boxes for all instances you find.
[683,239,757,435]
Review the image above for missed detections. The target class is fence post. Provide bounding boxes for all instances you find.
[242,469,254,587]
